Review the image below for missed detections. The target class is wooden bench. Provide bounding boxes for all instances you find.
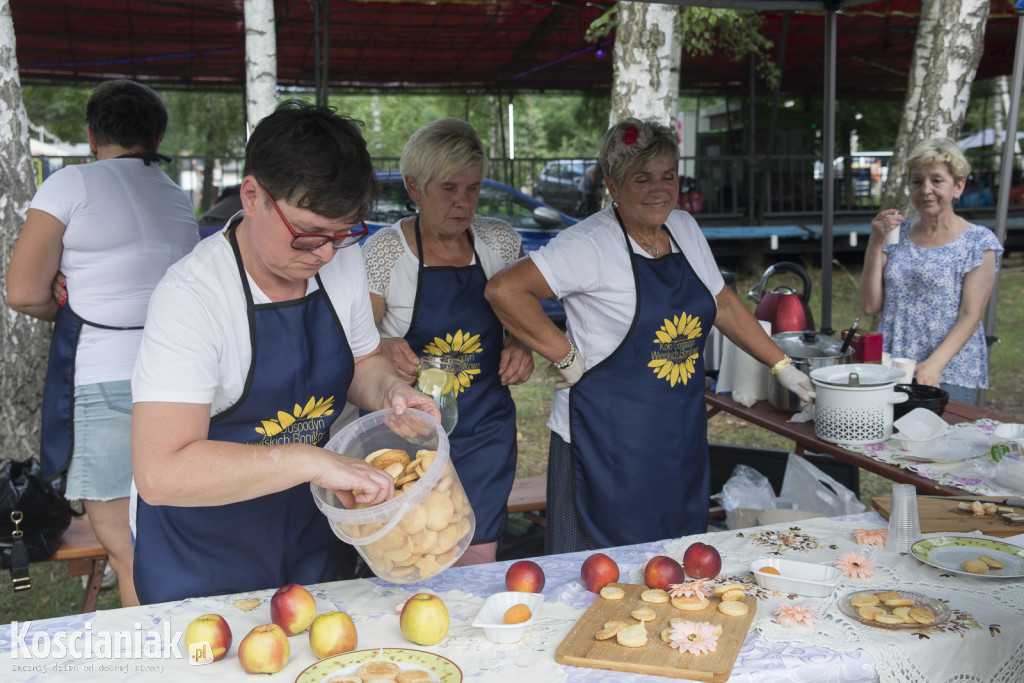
[507,476,547,526]
[48,518,108,613]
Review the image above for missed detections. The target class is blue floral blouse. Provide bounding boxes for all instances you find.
[878,221,1003,389]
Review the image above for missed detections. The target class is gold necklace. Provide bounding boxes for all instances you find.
[628,230,661,257]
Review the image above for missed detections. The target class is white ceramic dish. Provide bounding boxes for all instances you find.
[472,591,543,643]
[750,558,842,597]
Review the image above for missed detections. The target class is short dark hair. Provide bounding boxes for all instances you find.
[85,80,168,151]
[244,100,379,221]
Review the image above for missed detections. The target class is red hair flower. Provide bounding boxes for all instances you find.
[622,125,639,146]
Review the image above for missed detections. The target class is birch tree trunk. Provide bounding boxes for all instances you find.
[881,0,989,212]
[244,0,278,134]
[1,0,51,461]
[611,2,681,128]
[992,74,1009,178]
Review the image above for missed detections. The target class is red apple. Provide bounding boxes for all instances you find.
[308,611,358,660]
[643,555,684,589]
[505,560,546,593]
[580,552,619,593]
[184,613,232,663]
[237,623,290,674]
[270,583,317,636]
[682,542,722,579]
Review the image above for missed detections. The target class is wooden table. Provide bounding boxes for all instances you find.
[705,390,1016,496]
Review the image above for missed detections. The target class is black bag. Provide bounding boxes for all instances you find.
[0,458,80,590]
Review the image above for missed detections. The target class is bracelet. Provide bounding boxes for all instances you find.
[554,340,577,369]
[769,355,793,376]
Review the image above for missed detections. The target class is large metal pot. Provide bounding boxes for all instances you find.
[769,330,853,411]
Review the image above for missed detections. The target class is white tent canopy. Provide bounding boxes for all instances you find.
[957,128,1024,150]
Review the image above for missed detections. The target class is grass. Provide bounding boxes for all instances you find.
[3,254,1022,622]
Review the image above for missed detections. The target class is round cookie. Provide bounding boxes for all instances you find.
[599,586,625,600]
[616,623,648,648]
[640,588,670,603]
[850,593,880,608]
[979,555,1005,569]
[963,558,989,575]
[396,671,434,683]
[671,594,709,611]
[356,660,401,680]
[717,600,749,617]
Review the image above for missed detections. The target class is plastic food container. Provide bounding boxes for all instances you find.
[750,558,842,597]
[311,408,475,584]
[472,591,543,643]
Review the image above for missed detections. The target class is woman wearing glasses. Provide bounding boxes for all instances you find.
[486,119,812,554]
[361,118,533,565]
[129,101,439,604]
[7,80,199,606]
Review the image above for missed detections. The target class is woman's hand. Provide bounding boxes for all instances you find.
[870,208,903,243]
[913,358,943,388]
[312,451,397,508]
[379,337,421,384]
[499,340,534,385]
[51,271,67,308]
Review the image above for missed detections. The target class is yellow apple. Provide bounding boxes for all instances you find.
[270,583,317,636]
[399,593,449,646]
[237,623,290,674]
[184,613,232,662]
[308,611,358,660]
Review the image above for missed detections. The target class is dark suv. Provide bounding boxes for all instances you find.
[532,159,591,216]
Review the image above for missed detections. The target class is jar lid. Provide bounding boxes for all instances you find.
[810,363,905,387]
[772,330,846,359]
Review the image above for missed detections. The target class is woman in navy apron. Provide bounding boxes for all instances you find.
[7,80,200,606]
[129,102,439,603]
[363,118,533,565]
[485,119,814,553]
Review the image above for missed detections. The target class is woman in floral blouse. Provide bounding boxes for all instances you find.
[859,138,1002,404]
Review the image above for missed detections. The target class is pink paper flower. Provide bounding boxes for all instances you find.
[853,528,887,546]
[773,603,819,628]
[668,579,711,599]
[835,552,876,579]
[668,620,719,655]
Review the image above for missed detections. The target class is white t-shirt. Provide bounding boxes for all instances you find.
[30,158,199,386]
[362,216,522,337]
[132,219,379,416]
[530,207,725,441]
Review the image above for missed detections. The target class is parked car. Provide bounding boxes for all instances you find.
[532,159,590,216]
[198,172,576,320]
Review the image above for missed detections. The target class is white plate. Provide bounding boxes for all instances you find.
[294,648,462,682]
[898,441,982,463]
[911,536,1024,578]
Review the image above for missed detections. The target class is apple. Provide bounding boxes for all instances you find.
[308,611,358,660]
[580,552,619,593]
[184,614,232,663]
[643,555,684,589]
[270,583,317,636]
[682,542,722,579]
[505,560,545,593]
[399,593,450,646]
[237,624,290,674]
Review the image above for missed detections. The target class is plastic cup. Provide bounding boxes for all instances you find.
[885,226,900,245]
[881,352,892,367]
[885,483,921,553]
[891,357,915,384]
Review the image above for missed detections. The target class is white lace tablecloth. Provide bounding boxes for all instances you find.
[3,513,1022,682]
[843,419,1023,496]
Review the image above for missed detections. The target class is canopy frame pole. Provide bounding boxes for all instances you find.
[979,2,1024,407]
[313,0,330,107]
[820,5,837,335]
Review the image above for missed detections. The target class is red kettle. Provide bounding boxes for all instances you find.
[747,262,815,334]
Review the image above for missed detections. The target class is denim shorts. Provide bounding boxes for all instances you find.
[65,381,134,501]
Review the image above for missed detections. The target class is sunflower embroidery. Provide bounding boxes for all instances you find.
[255,395,335,437]
[423,330,482,395]
[647,313,703,387]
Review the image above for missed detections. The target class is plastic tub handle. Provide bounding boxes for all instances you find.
[888,392,910,404]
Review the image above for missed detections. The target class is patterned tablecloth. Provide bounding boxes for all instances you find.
[2,512,1022,682]
[841,419,1023,496]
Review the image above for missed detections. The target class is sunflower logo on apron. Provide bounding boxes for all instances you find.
[647,313,704,387]
[254,395,335,443]
[422,329,482,396]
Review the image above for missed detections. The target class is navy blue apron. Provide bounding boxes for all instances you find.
[403,217,517,544]
[568,211,717,547]
[134,224,354,603]
[40,304,142,483]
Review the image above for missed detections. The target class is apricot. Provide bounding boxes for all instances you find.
[503,604,532,624]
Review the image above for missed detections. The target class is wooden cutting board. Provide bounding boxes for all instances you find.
[872,496,1024,538]
[554,583,756,681]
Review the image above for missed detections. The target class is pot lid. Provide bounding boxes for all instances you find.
[810,363,905,387]
[772,330,846,359]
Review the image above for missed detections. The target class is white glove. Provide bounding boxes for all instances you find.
[545,349,587,389]
[777,364,813,405]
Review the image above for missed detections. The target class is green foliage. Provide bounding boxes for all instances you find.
[21,85,91,144]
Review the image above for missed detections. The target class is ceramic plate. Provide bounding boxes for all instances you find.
[838,590,951,630]
[295,648,462,683]
[911,536,1024,578]
[897,441,981,463]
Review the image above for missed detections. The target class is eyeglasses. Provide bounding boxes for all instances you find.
[258,182,368,250]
